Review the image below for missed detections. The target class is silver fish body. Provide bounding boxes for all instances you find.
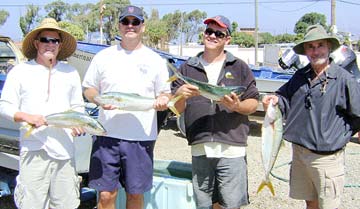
[45,111,107,136]
[167,62,246,101]
[257,102,283,196]
[94,92,155,111]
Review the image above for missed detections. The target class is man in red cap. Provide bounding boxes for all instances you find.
[172,15,259,209]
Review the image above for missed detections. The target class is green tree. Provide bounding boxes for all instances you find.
[96,0,130,44]
[275,33,297,43]
[294,12,327,34]
[0,10,9,26]
[45,0,70,22]
[231,21,238,34]
[231,32,254,47]
[259,32,275,44]
[19,5,41,37]
[59,21,85,41]
[144,9,168,49]
[162,10,183,43]
[182,10,207,43]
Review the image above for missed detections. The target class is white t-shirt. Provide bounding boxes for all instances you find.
[0,60,84,160]
[82,44,170,141]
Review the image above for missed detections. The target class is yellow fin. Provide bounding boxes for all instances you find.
[167,95,183,117]
[257,180,275,196]
[20,124,34,138]
[167,75,178,83]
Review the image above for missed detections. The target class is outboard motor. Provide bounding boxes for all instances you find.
[331,45,360,83]
[278,48,309,72]
[278,45,360,83]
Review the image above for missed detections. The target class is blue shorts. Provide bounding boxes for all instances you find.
[192,155,249,208]
[88,136,155,194]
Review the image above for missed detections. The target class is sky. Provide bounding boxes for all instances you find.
[1,0,360,42]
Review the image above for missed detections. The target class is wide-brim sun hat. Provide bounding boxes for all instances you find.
[22,18,77,60]
[293,24,340,55]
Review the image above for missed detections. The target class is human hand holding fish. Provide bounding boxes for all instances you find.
[262,94,279,111]
[21,110,107,137]
[16,112,46,128]
[153,93,171,111]
[219,92,241,112]
[175,84,200,100]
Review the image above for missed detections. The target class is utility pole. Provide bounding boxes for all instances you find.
[330,0,337,35]
[254,0,259,66]
[100,0,104,44]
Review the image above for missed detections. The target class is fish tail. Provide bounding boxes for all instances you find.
[20,124,34,138]
[256,180,275,196]
[167,95,183,117]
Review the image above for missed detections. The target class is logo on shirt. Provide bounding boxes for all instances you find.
[225,71,234,79]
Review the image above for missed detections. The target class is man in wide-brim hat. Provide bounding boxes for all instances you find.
[262,24,360,209]
[22,17,77,61]
[0,17,85,209]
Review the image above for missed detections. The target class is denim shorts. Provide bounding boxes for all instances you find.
[192,155,249,208]
[88,136,155,194]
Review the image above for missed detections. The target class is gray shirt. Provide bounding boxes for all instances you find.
[276,61,360,152]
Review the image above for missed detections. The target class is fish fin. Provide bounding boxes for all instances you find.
[167,95,183,117]
[257,180,275,196]
[20,124,34,138]
[167,75,178,83]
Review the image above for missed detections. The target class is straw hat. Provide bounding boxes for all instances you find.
[22,18,77,60]
[293,24,340,55]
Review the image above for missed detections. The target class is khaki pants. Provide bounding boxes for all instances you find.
[14,149,80,209]
[289,144,344,209]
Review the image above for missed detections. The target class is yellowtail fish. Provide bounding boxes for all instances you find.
[167,62,247,101]
[257,100,283,196]
[94,92,182,116]
[23,110,107,137]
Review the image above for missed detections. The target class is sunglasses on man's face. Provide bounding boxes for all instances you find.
[204,28,227,39]
[38,37,61,44]
[120,18,142,26]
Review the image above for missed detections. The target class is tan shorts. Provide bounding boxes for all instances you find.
[289,144,345,209]
[14,149,80,209]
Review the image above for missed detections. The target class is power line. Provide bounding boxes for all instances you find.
[0,1,331,8]
[338,0,360,6]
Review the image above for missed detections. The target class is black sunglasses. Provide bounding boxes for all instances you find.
[38,37,61,44]
[120,18,142,26]
[204,28,227,39]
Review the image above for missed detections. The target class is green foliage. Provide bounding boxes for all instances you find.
[294,12,327,34]
[274,33,297,43]
[19,5,41,37]
[0,10,9,26]
[231,32,255,47]
[182,10,207,43]
[144,9,168,48]
[45,0,70,22]
[231,22,238,34]
[59,21,85,41]
[259,32,275,44]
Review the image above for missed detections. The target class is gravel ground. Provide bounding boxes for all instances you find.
[155,118,360,209]
[1,118,360,208]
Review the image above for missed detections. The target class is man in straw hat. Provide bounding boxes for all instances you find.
[262,25,360,209]
[171,15,258,209]
[0,17,84,208]
[82,5,171,209]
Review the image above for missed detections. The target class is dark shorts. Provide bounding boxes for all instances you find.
[192,155,249,209]
[88,136,155,194]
